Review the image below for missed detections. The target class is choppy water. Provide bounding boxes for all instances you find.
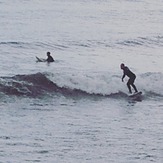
[0,0,163,162]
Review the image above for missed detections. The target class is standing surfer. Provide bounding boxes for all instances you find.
[120,63,138,94]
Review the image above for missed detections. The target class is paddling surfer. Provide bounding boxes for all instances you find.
[120,63,138,94]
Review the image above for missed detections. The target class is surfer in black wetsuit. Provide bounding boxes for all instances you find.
[46,52,54,62]
[120,63,138,94]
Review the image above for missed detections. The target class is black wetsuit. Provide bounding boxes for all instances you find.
[122,66,138,93]
[47,56,54,62]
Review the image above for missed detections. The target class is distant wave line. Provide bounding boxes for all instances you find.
[0,41,69,50]
[117,35,163,47]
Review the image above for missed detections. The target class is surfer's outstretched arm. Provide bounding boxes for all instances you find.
[122,74,125,82]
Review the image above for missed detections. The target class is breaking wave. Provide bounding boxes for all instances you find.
[0,73,116,98]
[0,72,163,100]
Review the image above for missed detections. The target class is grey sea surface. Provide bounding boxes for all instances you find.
[0,0,163,162]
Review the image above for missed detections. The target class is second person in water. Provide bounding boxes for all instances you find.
[46,52,54,62]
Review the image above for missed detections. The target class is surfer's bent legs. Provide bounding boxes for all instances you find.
[127,77,138,93]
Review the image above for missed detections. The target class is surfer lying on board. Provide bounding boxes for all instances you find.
[120,63,138,94]
[46,52,54,62]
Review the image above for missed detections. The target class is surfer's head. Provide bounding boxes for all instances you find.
[47,52,51,56]
[120,63,125,69]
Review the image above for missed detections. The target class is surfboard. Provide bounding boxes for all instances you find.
[36,56,46,62]
[128,91,142,98]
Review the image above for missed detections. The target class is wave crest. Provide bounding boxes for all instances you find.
[0,73,112,97]
[0,72,163,99]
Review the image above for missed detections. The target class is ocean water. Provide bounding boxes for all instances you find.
[0,0,163,162]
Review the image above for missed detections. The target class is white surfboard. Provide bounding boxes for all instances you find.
[128,91,142,98]
[36,56,46,62]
